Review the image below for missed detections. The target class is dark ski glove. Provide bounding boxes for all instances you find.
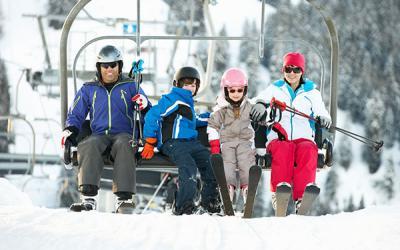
[250,100,268,122]
[317,116,332,129]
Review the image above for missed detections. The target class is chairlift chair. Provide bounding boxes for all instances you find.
[59,0,339,209]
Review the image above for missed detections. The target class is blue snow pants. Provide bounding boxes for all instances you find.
[161,139,218,209]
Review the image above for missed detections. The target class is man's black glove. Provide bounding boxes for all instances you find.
[61,126,79,168]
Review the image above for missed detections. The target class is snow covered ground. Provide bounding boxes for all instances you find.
[1,178,400,250]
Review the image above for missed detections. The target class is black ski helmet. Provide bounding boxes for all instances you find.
[173,66,201,96]
[95,45,124,80]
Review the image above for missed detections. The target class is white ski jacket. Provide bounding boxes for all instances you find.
[255,79,330,146]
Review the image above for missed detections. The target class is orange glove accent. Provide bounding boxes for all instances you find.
[141,138,157,159]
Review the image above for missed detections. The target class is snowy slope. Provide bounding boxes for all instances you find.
[1,178,399,250]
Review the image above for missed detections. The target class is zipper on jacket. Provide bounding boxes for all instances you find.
[106,91,111,135]
[104,81,128,134]
[90,91,97,132]
[290,99,294,140]
[121,89,133,128]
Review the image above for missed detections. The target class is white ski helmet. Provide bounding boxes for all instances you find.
[95,45,124,79]
[96,45,123,63]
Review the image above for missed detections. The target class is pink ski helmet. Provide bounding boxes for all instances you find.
[220,68,248,88]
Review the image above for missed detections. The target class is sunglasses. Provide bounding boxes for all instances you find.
[100,62,118,69]
[284,66,302,74]
[228,88,244,94]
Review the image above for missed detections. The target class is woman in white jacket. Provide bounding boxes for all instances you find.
[251,52,331,215]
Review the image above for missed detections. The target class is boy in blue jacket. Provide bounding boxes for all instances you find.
[141,66,220,215]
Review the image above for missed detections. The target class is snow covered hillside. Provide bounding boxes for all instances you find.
[1,178,400,250]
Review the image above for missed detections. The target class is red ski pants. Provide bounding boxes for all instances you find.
[267,138,318,200]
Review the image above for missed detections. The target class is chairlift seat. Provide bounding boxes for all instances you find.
[72,121,209,169]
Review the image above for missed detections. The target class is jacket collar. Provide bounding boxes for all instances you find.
[171,87,194,104]
[89,75,132,86]
[213,94,248,112]
[273,78,315,92]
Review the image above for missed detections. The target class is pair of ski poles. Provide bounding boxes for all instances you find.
[268,97,384,152]
[129,59,145,148]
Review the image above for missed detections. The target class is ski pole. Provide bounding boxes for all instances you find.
[141,173,170,214]
[270,98,384,151]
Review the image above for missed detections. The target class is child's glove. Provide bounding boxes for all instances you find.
[141,138,157,159]
[209,139,221,155]
[132,94,148,111]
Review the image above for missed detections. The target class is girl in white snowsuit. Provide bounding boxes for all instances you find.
[207,68,255,203]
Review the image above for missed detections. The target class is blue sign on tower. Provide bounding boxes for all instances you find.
[122,23,137,34]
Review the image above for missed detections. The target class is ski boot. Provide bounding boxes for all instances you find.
[241,185,248,212]
[295,200,302,214]
[70,196,97,212]
[228,185,236,202]
[172,201,197,215]
[115,199,136,214]
[200,198,222,214]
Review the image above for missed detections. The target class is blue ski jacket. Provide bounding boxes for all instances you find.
[143,87,209,149]
[65,76,150,135]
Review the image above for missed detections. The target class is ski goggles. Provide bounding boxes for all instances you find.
[284,66,302,74]
[100,62,118,69]
[228,88,244,94]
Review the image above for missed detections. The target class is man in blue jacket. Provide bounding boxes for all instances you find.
[61,45,151,214]
[141,66,220,215]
